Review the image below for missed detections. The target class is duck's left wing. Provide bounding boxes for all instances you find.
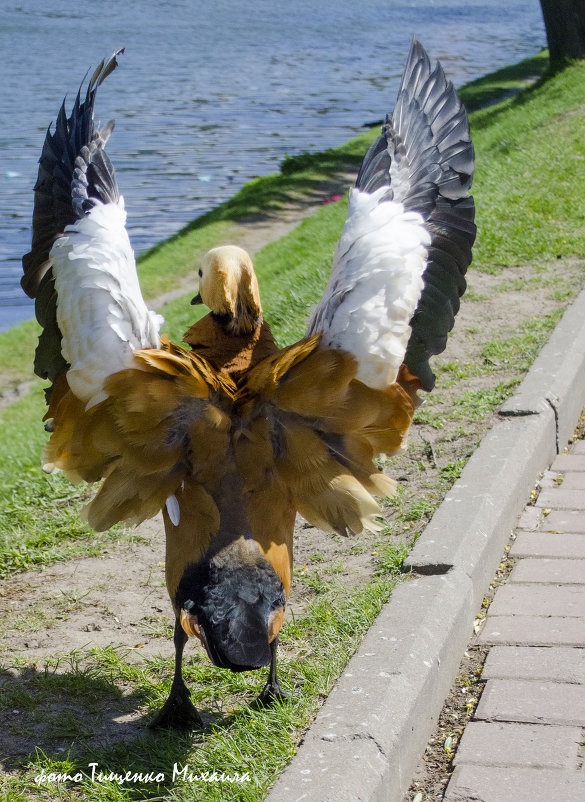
[307,38,476,392]
[22,48,162,408]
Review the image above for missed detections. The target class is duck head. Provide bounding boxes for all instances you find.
[176,537,286,672]
[192,245,262,336]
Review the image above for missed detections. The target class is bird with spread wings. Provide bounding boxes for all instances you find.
[22,40,475,728]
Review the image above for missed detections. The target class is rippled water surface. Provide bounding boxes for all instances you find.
[0,0,545,330]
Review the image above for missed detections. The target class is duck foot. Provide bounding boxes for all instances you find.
[254,679,291,707]
[148,681,203,730]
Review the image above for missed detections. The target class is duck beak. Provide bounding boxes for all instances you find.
[190,292,203,305]
[180,607,202,640]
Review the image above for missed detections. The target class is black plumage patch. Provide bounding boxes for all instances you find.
[176,545,285,672]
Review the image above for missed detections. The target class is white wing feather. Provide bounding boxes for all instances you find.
[307,186,429,389]
[51,198,162,407]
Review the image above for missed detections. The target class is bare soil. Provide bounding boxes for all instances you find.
[1,186,583,779]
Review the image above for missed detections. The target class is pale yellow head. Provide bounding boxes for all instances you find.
[194,246,262,335]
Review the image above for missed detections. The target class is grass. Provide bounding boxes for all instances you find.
[456,49,548,112]
[470,62,585,271]
[1,572,401,801]
[3,47,585,801]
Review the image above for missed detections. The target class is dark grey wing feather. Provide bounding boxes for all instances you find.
[356,38,476,391]
[21,49,123,393]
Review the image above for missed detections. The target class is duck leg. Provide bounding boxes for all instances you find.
[255,637,290,705]
[148,617,203,729]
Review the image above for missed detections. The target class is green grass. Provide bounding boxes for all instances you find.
[0,318,39,390]
[457,49,548,112]
[0,386,132,577]
[1,574,400,801]
[470,61,585,271]
[481,310,564,371]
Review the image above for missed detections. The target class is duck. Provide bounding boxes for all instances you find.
[21,39,475,728]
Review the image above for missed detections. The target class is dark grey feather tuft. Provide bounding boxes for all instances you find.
[21,48,124,399]
[176,552,285,672]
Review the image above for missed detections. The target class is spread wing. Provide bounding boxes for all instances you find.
[234,336,415,535]
[24,53,230,532]
[307,38,476,391]
[22,48,162,407]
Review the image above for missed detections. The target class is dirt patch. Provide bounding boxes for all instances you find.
[0,381,33,412]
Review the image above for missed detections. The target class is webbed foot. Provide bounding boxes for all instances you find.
[148,681,203,730]
[254,678,291,707]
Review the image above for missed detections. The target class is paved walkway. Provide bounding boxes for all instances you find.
[444,437,585,801]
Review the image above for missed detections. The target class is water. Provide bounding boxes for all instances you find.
[0,0,545,332]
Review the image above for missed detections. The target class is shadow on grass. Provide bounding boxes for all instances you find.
[0,660,251,800]
[0,661,242,755]
[459,49,549,113]
[139,160,362,263]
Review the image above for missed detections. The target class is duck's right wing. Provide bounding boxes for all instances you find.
[22,48,162,408]
[307,38,476,392]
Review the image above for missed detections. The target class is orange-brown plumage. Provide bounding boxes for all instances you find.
[39,247,416,725]
[25,41,474,728]
[183,314,278,380]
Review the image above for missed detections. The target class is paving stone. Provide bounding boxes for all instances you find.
[540,509,585,533]
[445,765,585,802]
[511,531,585,559]
[475,679,585,726]
[551,454,585,471]
[559,471,585,489]
[535,488,585,510]
[488,583,585,617]
[516,506,543,531]
[483,645,585,683]
[510,558,585,584]
[571,440,585,455]
[453,721,581,769]
[538,470,562,489]
[478,615,585,647]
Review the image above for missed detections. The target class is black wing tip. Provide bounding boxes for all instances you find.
[395,39,476,388]
[23,49,124,285]
[90,47,125,93]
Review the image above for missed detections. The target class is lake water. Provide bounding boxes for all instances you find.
[0,0,546,332]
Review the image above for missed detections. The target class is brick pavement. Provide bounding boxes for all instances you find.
[444,440,585,801]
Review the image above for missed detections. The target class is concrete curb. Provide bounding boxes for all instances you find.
[266,286,585,802]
